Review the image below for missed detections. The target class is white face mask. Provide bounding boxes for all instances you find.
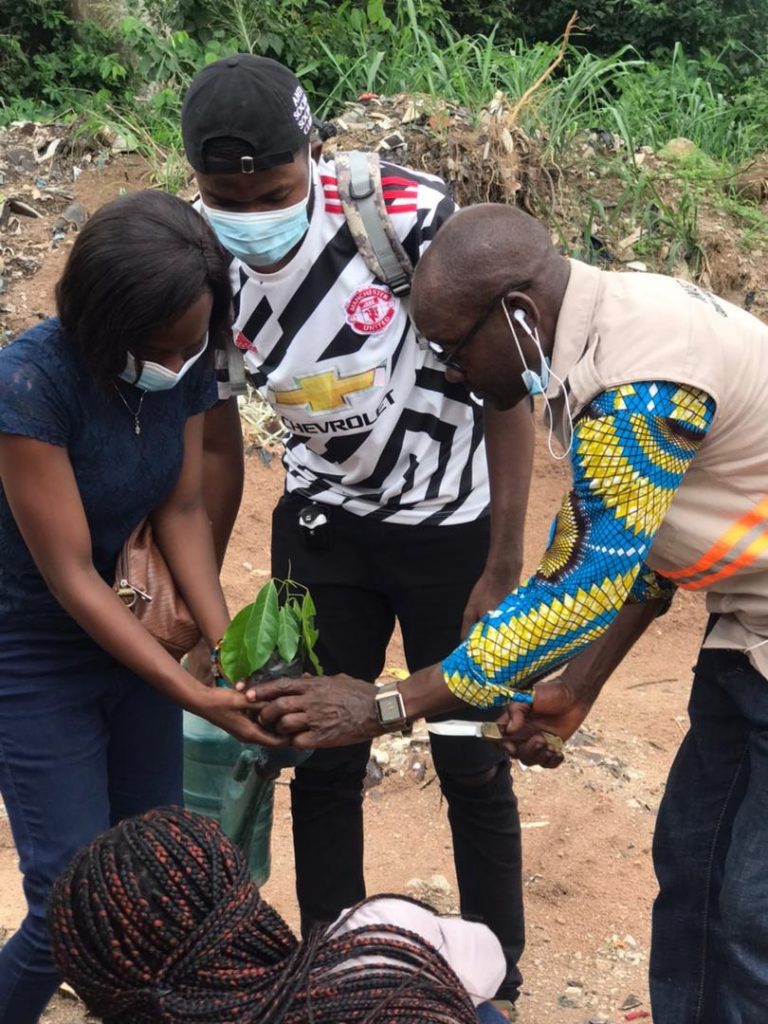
[503,305,574,461]
[119,333,209,392]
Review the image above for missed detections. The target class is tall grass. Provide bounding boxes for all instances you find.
[47,0,768,193]
[605,43,766,162]
[217,0,766,165]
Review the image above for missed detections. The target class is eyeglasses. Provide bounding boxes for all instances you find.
[419,280,529,373]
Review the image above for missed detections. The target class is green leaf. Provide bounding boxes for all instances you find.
[276,602,301,663]
[219,603,257,683]
[243,580,280,673]
[300,592,323,674]
[306,645,324,675]
[367,0,384,24]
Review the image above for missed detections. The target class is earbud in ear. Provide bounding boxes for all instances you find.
[512,307,535,338]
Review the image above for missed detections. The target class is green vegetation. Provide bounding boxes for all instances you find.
[2,0,768,279]
[2,0,767,165]
[445,0,768,73]
[220,579,322,684]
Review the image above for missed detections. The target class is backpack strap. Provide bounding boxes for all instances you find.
[224,335,248,397]
[335,150,414,297]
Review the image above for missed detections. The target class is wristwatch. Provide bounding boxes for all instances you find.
[374,680,411,733]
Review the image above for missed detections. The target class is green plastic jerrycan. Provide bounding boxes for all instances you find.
[220,748,276,888]
[182,711,275,886]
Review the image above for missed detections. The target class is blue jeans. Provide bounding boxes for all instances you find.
[651,642,768,1024]
[0,654,182,1024]
[476,1003,508,1023]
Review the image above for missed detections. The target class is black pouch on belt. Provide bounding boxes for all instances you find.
[298,503,332,550]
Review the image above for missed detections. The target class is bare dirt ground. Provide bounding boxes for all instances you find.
[0,156,712,1024]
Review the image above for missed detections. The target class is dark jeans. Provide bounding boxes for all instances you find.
[0,652,182,1024]
[272,494,524,1000]
[651,642,768,1024]
[477,1002,508,1022]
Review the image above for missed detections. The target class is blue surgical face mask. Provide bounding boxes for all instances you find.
[521,362,550,396]
[202,155,313,267]
[119,333,208,392]
[504,306,550,396]
[503,305,573,460]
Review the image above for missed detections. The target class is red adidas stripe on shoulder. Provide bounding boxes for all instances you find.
[320,171,418,213]
[380,176,421,188]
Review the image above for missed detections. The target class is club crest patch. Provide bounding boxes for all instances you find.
[344,285,396,335]
[234,331,257,353]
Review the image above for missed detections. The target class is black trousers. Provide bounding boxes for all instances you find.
[272,493,524,999]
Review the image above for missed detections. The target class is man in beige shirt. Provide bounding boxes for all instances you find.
[248,203,768,1023]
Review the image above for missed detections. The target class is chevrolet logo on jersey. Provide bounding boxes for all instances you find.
[271,366,385,414]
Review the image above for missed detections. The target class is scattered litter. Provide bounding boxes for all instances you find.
[8,198,40,219]
[363,759,384,790]
[372,748,390,768]
[57,980,79,1000]
[377,130,407,153]
[557,981,583,1008]
[53,200,88,233]
[383,666,409,680]
[239,392,289,453]
[620,994,643,1010]
[406,874,457,913]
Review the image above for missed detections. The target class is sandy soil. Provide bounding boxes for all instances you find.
[0,158,711,1024]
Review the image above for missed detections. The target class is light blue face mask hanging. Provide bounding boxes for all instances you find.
[202,156,313,267]
[503,305,573,460]
[521,361,550,396]
[119,333,208,392]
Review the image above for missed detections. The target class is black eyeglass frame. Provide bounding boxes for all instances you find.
[419,279,531,373]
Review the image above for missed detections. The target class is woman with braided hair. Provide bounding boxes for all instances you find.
[0,190,267,1024]
[50,807,509,1023]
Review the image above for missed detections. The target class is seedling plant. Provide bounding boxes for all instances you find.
[219,578,323,684]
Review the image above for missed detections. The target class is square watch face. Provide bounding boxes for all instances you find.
[378,694,402,722]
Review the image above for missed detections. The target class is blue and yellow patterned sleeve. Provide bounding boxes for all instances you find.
[442,381,715,708]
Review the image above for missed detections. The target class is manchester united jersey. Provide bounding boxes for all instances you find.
[229,155,490,525]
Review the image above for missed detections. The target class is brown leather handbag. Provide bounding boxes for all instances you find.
[114,519,201,660]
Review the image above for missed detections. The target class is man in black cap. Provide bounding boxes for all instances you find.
[183,55,533,1008]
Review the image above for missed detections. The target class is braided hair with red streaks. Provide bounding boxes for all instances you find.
[49,807,479,1023]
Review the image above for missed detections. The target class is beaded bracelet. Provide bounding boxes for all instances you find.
[210,640,227,687]
[510,690,534,705]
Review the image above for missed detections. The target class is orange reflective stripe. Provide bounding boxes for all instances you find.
[678,531,768,590]
[665,494,768,583]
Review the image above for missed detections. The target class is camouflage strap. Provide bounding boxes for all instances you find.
[335,150,414,297]
[225,335,247,397]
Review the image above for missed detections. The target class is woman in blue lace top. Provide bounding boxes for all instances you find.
[0,190,263,1024]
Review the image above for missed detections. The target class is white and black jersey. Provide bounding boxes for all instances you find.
[228,156,490,525]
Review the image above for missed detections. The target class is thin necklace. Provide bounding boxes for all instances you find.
[113,381,146,435]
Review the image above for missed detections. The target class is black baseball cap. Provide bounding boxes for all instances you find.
[181,54,313,175]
